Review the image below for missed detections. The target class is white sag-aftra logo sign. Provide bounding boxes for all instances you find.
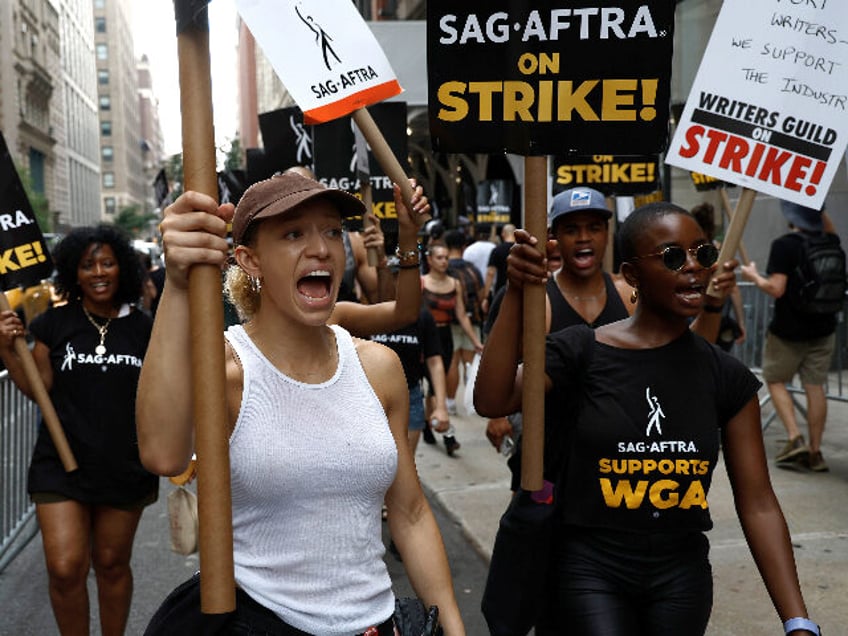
[236,0,402,124]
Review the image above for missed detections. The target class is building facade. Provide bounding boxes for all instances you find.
[58,0,101,228]
[93,0,145,221]
[0,0,64,230]
[137,53,164,215]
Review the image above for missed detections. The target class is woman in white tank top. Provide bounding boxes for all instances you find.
[137,171,465,636]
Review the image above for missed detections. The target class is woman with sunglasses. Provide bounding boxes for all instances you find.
[475,202,819,635]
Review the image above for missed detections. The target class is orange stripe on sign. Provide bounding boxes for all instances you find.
[303,80,403,124]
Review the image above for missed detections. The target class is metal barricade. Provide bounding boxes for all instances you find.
[732,282,847,429]
[0,370,40,573]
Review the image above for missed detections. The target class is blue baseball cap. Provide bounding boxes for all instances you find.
[780,200,823,232]
[548,187,612,229]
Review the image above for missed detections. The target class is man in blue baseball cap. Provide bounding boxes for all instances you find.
[540,187,625,332]
[486,186,739,473]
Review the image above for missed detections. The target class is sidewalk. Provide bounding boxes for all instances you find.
[414,383,848,636]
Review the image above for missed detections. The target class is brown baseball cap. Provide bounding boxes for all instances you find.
[231,171,365,245]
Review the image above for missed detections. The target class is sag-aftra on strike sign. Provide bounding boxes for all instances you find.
[427,2,676,155]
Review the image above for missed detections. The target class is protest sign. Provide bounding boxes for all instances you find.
[235,0,402,125]
[258,106,314,172]
[312,102,408,234]
[666,0,848,209]
[236,0,423,220]
[689,170,733,193]
[475,179,514,227]
[427,0,676,490]
[0,132,76,473]
[153,169,170,208]
[0,132,54,291]
[427,1,676,155]
[552,154,660,196]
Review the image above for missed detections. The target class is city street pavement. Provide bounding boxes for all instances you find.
[1,380,845,635]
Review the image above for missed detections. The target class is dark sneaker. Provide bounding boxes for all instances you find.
[808,451,829,472]
[444,435,461,457]
[422,424,436,445]
[776,435,809,464]
[776,455,809,472]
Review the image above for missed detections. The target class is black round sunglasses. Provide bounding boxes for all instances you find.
[629,243,719,271]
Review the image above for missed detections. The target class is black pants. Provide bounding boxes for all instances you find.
[544,527,713,636]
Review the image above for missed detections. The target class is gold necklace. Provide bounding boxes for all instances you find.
[82,306,113,355]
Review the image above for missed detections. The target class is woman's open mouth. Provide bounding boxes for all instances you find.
[296,270,333,300]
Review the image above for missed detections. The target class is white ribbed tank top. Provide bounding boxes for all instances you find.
[225,324,397,635]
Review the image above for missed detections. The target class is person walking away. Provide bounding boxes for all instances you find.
[462,227,496,289]
[370,306,450,455]
[476,202,821,636]
[0,225,157,636]
[740,202,846,472]
[422,241,484,456]
[444,229,484,415]
[137,172,465,635]
[481,224,516,313]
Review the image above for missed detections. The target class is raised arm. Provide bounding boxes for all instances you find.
[331,180,427,336]
[475,230,552,417]
[136,191,233,476]
[690,257,740,342]
[740,260,788,300]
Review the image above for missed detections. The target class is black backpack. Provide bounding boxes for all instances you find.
[788,232,847,314]
[448,260,484,324]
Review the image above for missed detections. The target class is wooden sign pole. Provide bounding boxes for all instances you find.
[0,293,76,472]
[708,187,757,298]
[719,187,751,265]
[176,17,235,614]
[351,108,430,225]
[520,156,547,492]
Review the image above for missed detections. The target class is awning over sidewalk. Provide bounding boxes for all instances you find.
[370,21,426,107]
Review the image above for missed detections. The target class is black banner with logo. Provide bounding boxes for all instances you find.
[427,1,675,155]
[312,102,408,233]
[153,168,170,207]
[0,132,54,290]
[258,106,314,175]
[475,179,513,227]
[689,170,734,192]
[552,154,660,196]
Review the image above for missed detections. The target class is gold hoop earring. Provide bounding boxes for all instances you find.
[630,288,638,304]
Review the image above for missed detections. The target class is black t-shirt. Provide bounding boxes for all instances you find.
[545,325,761,534]
[27,303,157,504]
[369,309,442,387]
[766,232,837,340]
